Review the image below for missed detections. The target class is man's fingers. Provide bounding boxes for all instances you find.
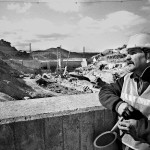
[128,105,134,112]
[119,120,130,125]
[118,120,130,132]
[118,124,129,132]
[122,109,131,119]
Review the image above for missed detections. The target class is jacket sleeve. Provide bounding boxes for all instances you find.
[99,76,124,112]
[136,118,150,144]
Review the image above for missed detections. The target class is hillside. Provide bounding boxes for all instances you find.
[32,47,99,61]
[0,39,32,59]
[0,59,34,100]
[0,58,67,100]
[0,39,17,58]
[0,39,99,61]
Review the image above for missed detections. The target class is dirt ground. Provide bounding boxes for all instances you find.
[24,77,85,99]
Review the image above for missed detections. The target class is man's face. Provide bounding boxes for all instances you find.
[126,47,147,72]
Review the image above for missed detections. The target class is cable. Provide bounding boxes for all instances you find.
[0,0,143,3]
[76,0,143,3]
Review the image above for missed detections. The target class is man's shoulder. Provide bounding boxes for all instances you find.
[123,72,133,78]
[120,72,133,83]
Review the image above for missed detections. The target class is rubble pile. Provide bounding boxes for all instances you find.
[65,49,130,92]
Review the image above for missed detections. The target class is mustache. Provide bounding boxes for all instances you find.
[126,60,134,65]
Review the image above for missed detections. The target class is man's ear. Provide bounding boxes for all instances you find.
[147,60,150,63]
[145,53,150,63]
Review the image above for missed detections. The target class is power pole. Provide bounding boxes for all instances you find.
[56,47,61,72]
[56,47,58,72]
[83,46,85,58]
[29,43,31,53]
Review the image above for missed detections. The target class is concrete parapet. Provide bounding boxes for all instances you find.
[0,93,117,150]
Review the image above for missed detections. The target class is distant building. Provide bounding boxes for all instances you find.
[93,57,96,63]
[81,58,87,67]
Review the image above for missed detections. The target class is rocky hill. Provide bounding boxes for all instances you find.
[0,39,99,61]
[0,39,32,59]
[0,59,34,100]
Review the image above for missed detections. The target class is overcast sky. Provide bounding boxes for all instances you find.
[0,0,150,52]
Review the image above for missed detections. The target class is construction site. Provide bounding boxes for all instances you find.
[0,39,130,101]
[0,38,131,150]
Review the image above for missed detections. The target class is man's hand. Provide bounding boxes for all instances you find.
[118,119,139,140]
[117,102,144,120]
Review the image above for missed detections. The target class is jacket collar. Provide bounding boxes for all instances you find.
[130,66,150,83]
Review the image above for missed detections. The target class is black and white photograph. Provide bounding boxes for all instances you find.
[0,0,150,150]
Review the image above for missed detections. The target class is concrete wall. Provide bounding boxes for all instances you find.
[22,60,41,69]
[40,60,82,71]
[0,93,117,150]
[9,59,83,71]
[11,59,41,69]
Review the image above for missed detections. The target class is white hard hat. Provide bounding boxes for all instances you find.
[127,33,150,49]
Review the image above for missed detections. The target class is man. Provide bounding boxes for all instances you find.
[99,33,150,150]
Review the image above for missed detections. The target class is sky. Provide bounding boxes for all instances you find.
[0,0,150,53]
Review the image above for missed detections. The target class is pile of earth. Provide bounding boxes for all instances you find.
[0,59,33,101]
[72,50,131,87]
